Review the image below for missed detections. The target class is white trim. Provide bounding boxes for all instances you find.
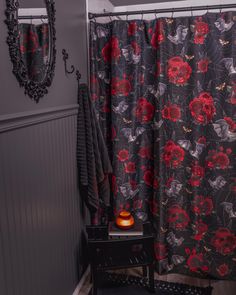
[0,104,79,133]
[72,266,91,295]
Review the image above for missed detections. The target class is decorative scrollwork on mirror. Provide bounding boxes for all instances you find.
[5,0,56,103]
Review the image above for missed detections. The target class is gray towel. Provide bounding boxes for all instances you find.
[77,84,112,218]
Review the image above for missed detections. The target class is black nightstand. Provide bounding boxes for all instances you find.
[86,222,155,295]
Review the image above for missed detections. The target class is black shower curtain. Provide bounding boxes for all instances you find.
[90,11,236,280]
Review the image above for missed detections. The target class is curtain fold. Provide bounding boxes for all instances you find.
[90,11,236,280]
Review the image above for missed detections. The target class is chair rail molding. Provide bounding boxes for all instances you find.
[0,104,79,133]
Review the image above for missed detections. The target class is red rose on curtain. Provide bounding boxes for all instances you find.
[138,146,152,159]
[131,41,141,55]
[211,228,236,255]
[143,170,154,186]
[163,141,185,168]
[189,92,216,124]
[193,220,208,241]
[168,205,190,230]
[217,264,229,277]
[194,20,209,44]
[153,178,159,189]
[128,21,138,36]
[197,59,209,73]
[161,104,181,122]
[135,98,155,123]
[189,162,205,187]
[206,150,230,170]
[124,161,136,173]
[117,149,129,162]
[130,179,138,190]
[111,78,131,96]
[167,56,192,86]
[151,21,165,49]
[187,250,208,272]
[192,195,213,216]
[102,36,121,62]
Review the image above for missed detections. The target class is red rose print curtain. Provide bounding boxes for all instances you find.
[90,11,236,280]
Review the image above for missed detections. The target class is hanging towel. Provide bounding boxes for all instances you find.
[77,83,112,222]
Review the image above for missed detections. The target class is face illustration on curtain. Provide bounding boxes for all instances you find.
[90,11,236,280]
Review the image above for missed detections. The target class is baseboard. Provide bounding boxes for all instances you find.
[72,266,92,295]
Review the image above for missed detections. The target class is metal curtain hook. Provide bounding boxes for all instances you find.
[171,9,174,19]
[191,7,193,17]
[41,15,45,23]
[155,10,158,19]
[109,14,112,22]
[126,12,128,21]
[141,11,144,20]
[220,4,222,14]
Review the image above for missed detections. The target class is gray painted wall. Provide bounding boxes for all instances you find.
[0,0,88,294]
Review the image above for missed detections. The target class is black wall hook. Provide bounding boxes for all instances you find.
[76,69,82,97]
[62,49,75,75]
[76,69,81,84]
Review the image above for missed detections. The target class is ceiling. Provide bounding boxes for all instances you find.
[110,0,185,6]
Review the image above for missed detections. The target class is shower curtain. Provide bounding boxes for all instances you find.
[90,11,236,280]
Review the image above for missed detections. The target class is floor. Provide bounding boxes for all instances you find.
[79,268,236,295]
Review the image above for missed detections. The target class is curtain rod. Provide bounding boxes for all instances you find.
[18,15,48,20]
[88,3,236,19]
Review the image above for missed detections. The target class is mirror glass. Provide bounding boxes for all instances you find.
[18,7,49,83]
[5,0,56,102]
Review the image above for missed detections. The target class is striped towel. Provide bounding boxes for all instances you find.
[77,84,112,223]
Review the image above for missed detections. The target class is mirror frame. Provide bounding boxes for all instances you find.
[5,0,56,103]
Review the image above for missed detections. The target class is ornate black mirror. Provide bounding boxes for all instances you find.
[5,0,56,102]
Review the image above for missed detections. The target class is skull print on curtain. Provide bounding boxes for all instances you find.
[89,11,236,280]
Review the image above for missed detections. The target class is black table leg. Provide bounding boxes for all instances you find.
[91,266,97,295]
[143,266,147,277]
[148,263,155,293]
